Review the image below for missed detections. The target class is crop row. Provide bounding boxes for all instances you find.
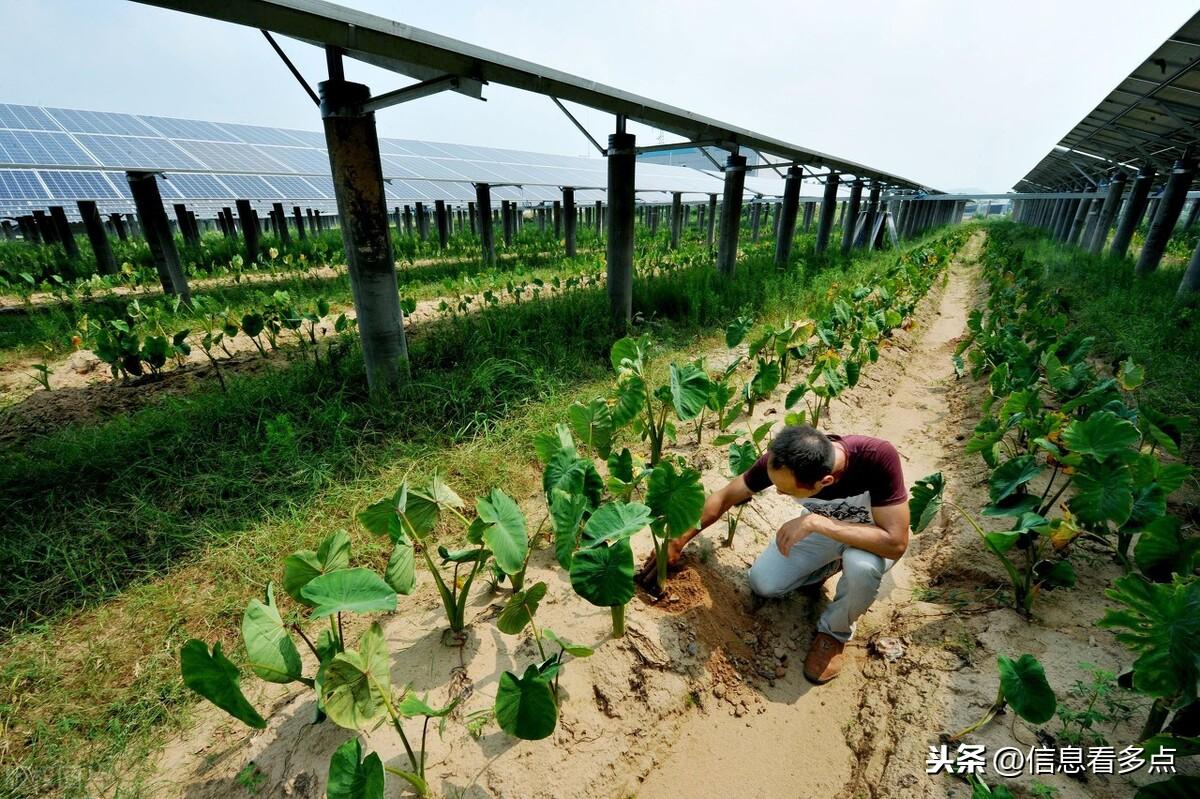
[176,230,966,796]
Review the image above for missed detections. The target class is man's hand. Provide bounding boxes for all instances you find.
[636,536,689,589]
[775,513,813,556]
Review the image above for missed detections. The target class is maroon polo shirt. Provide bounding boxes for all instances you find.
[742,434,907,507]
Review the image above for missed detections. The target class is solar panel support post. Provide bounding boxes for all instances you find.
[669,192,684,250]
[749,201,761,245]
[0,221,11,241]
[706,193,717,250]
[1080,198,1102,253]
[501,200,512,247]
[435,200,449,249]
[606,129,637,325]
[1049,196,1073,241]
[1144,197,1160,228]
[294,206,307,240]
[815,173,840,253]
[128,172,190,301]
[553,200,562,239]
[857,184,881,248]
[538,206,547,233]
[49,206,81,260]
[840,179,864,255]
[1136,153,1197,275]
[595,200,603,236]
[17,216,38,244]
[563,187,577,257]
[716,153,747,277]
[109,213,127,242]
[188,211,200,242]
[402,205,413,236]
[648,205,658,236]
[1183,198,1200,230]
[803,199,815,232]
[77,201,116,276]
[32,211,57,245]
[474,184,495,267]
[320,77,410,393]
[174,204,199,248]
[774,166,803,270]
[1065,191,1092,246]
[1177,235,1200,300]
[414,202,427,240]
[273,203,291,249]
[236,200,260,263]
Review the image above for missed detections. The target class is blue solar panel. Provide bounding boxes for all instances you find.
[0,104,61,132]
[216,173,280,198]
[280,129,328,148]
[0,130,97,166]
[0,169,48,199]
[103,172,135,199]
[37,170,122,199]
[218,123,308,147]
[264,175,326,198]
[139,115,239,142]
[257,146,330,174]
[303,175,335,198]
[45,108,158,136]
[172,139,293,173]
[160,172,232,198]
[74,134,202,169]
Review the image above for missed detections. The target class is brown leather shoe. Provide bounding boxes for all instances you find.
[803,632,845,684]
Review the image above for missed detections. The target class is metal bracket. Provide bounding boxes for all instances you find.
[697,146,724,172]
[551,97,606,156]
[752,150,786,178]
[363,74,482,113]
[262,30,320,106]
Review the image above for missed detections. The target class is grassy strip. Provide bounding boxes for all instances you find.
[985,221,1199,459]
[0,227,962,798]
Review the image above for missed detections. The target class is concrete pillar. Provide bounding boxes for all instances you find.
[128,172,190,300]
[18,216,39,243]
[106,213,126,242]
[235,199,260,262]
[803,200,815,232]
[1048,196,1073,241]
[716,153,747,276]
[434,199,449,249]
[563,187,577,257]
[857,184,881,248]
[271,202,290,249]
[706,194,717,250]
[750,202,762,244]
[1177,235,1200,300]
[48,206,80,259]
[0,221,12,240]
[669,191,683,249]
[595,199,602,235]
[606,128,636,324]
[774,166,803,269]
[293,206,307,240]
[173,204,197,247]
[33,210,57,245]
[475,183,495,268]
[840,179,864,254]
[1080,198,1102,252]
[553,200,562,239]
[501,200,513,247]
[815,174,840,253]
[1067,190,1094,246]
[320,76,409,393]
[223,207,238,240]
[77,200,116,275]
[1136,154,1197,275]
[1183,198,1200,230]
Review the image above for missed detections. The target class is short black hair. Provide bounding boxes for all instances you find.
[768,425,835,485]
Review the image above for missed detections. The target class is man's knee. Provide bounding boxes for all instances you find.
[747,561,788,598]
[840,549,885,589]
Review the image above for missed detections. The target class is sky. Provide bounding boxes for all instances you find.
[1,0,1196,192]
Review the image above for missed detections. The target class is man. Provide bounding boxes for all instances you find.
[638,425,910,684]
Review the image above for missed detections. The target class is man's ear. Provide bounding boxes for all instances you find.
[818,474,836,489]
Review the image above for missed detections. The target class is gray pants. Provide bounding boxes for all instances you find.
[747,529,894,643]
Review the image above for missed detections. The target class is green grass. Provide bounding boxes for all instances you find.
[986,221,1199,459]
[0,225,960,798]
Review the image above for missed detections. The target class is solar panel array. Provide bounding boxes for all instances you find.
[0,102,780,220]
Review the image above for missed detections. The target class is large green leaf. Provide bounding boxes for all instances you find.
[610,335,648,373]
[384,538,415,596]
[282,529,352,605]
[997,654,1056,724]
[1136,517,1200,583]
[497,582,548,635]
[396,691,460,719]
[1068,458,1134,527]
[669,362,711,421]
[784,382,808,409]
[495,664,558,740]
[477,489,528,576]
[179,640,266,729]
[607,447,634,483]
[533,423,576,463]
[610,376,646,428]
[300,568,397,620]
[544,628,594,658]
[725,316,754,348]
[645,462,705,540]
[542,450,603,507]
[549,488,587,570]
[241,583,303,684]
[568,398,614,458]
[569,539,635,608]
[750,360,781,398]
[326,737,385,799]
[728,441,758,476]
[581,501,652,546]
[909,472,945,534]
[320,622,392,730]
[987,455,1043,505]
[1062,411,1139,462]
[1099,575,1200,702]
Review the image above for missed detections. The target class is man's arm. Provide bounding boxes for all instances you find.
[776,501,910,560]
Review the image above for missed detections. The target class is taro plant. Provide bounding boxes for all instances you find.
[713,421,774,546]
[179,531,458,796]
[359,476,528,638]
[949,653,1057,740]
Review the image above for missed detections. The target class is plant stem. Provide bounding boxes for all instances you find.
[292,623,320,659]
[329,615,341,653]
[336,612,344,652]
[948,687,1006,741]
[610,604,626,638]
[655,536,669,593]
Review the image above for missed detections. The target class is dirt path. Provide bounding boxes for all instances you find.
[124,232,1052,799]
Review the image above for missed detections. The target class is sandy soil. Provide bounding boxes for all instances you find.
[116,232,1183,798]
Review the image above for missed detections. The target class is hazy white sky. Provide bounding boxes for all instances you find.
[1,0,1196,191]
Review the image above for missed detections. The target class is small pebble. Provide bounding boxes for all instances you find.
[775,665,788,679]
[686,642,698,656]
[713,683,726,699]
[773,647,786,660]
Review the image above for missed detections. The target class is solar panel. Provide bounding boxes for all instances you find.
[0,130,97,166]
[218,123,308,147]
[46,108,158,137]
[138,115,240,142]
[264,175,326,198]
[102,172,135,199]
[74,133,201,170]
[217,173,281,198]
[258,146,330,174]
[37,170,122,199]
[0,104,62,132]
[279,129,328,149]
[161,172,233,198]
[0,169,48,199]
[303,175,336,198]
[172,139,292,173]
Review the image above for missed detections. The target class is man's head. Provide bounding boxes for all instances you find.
[766,425,837,498]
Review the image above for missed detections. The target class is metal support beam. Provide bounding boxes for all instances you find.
[272,202,291,248]
[669,191,683,250]
[293,205,307,239]
[606,129,636,324]
[476,183,495,267]
[128,171,190,300]
[815,173,840,253]
[48,206,80,260]
[840,179,863,254]
[706,193,717,250]
[435,199,449,248]
[774,166,802,269]
[236,199,260,262]
[563,186,577,257]
[321,77,409,392]
[77,200,116,276]
[1111,166,1156,259]
[1136,154,1197,275]
[716,153,747,276]
[856,184,881,249]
